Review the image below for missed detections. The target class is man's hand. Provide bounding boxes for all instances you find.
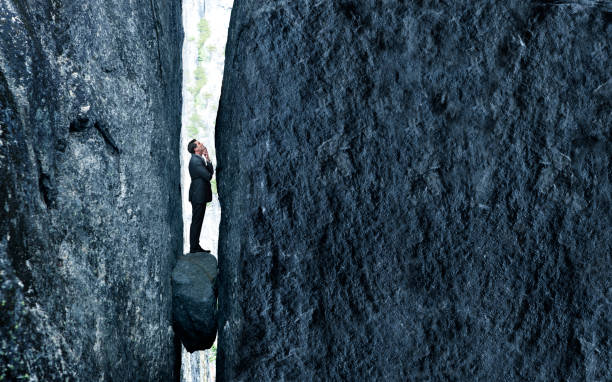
[202,147,210,161]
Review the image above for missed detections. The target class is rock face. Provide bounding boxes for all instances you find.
[172,252,218,352]
[216,1,611,381]
[0,0,182,380]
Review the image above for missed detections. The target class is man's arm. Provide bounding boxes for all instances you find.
[205,160,214,177]
[202,147,215,177]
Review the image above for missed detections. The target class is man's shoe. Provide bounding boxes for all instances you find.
[190,246,210,253]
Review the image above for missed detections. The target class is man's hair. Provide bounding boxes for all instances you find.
[187,139,197,154]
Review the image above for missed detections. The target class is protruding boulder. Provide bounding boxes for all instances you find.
[172,252,218,352]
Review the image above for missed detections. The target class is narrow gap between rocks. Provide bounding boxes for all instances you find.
[179,1,233,381]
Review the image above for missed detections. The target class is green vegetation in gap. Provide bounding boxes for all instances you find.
[187,18,212,137]
[203,92,213,100]
[186,112,202,137]
[193,66,207,94]
[210,101,219,113]
[197,19,211,64]
[209,344,217,363]
[211,179,217,195]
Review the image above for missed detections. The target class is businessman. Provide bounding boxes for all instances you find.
[187,139,214,253]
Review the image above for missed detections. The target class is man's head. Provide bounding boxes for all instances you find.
[187,139,197,154]
[187,139,205,155]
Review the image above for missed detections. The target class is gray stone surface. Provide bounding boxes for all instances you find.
[0,0,183,380]
[172,252,218,353]
[216,1,611,381]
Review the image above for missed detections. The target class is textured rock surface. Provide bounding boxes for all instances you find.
[216,1,611,380]
[172,252,218,352]
[0,0,182,380]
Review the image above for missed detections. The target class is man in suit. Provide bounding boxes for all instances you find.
[187,139,214,253]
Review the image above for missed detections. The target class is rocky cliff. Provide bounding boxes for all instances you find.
[0,0,183,380]
[216,1,611,380]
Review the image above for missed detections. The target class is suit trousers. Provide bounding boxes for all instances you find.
[189,202,206,251]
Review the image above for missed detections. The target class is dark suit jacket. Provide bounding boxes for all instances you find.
[188,154,214,204]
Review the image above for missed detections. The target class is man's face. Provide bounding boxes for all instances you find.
[195,141,204,155]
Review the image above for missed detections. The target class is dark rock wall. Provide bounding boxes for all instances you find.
[0,0,182,380]
[216,1,611,380]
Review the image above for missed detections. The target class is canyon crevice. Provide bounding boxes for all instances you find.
[1,0,610,380]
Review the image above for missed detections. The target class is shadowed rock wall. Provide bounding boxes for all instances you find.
[216,1,611,380]
[0,0,182,380]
